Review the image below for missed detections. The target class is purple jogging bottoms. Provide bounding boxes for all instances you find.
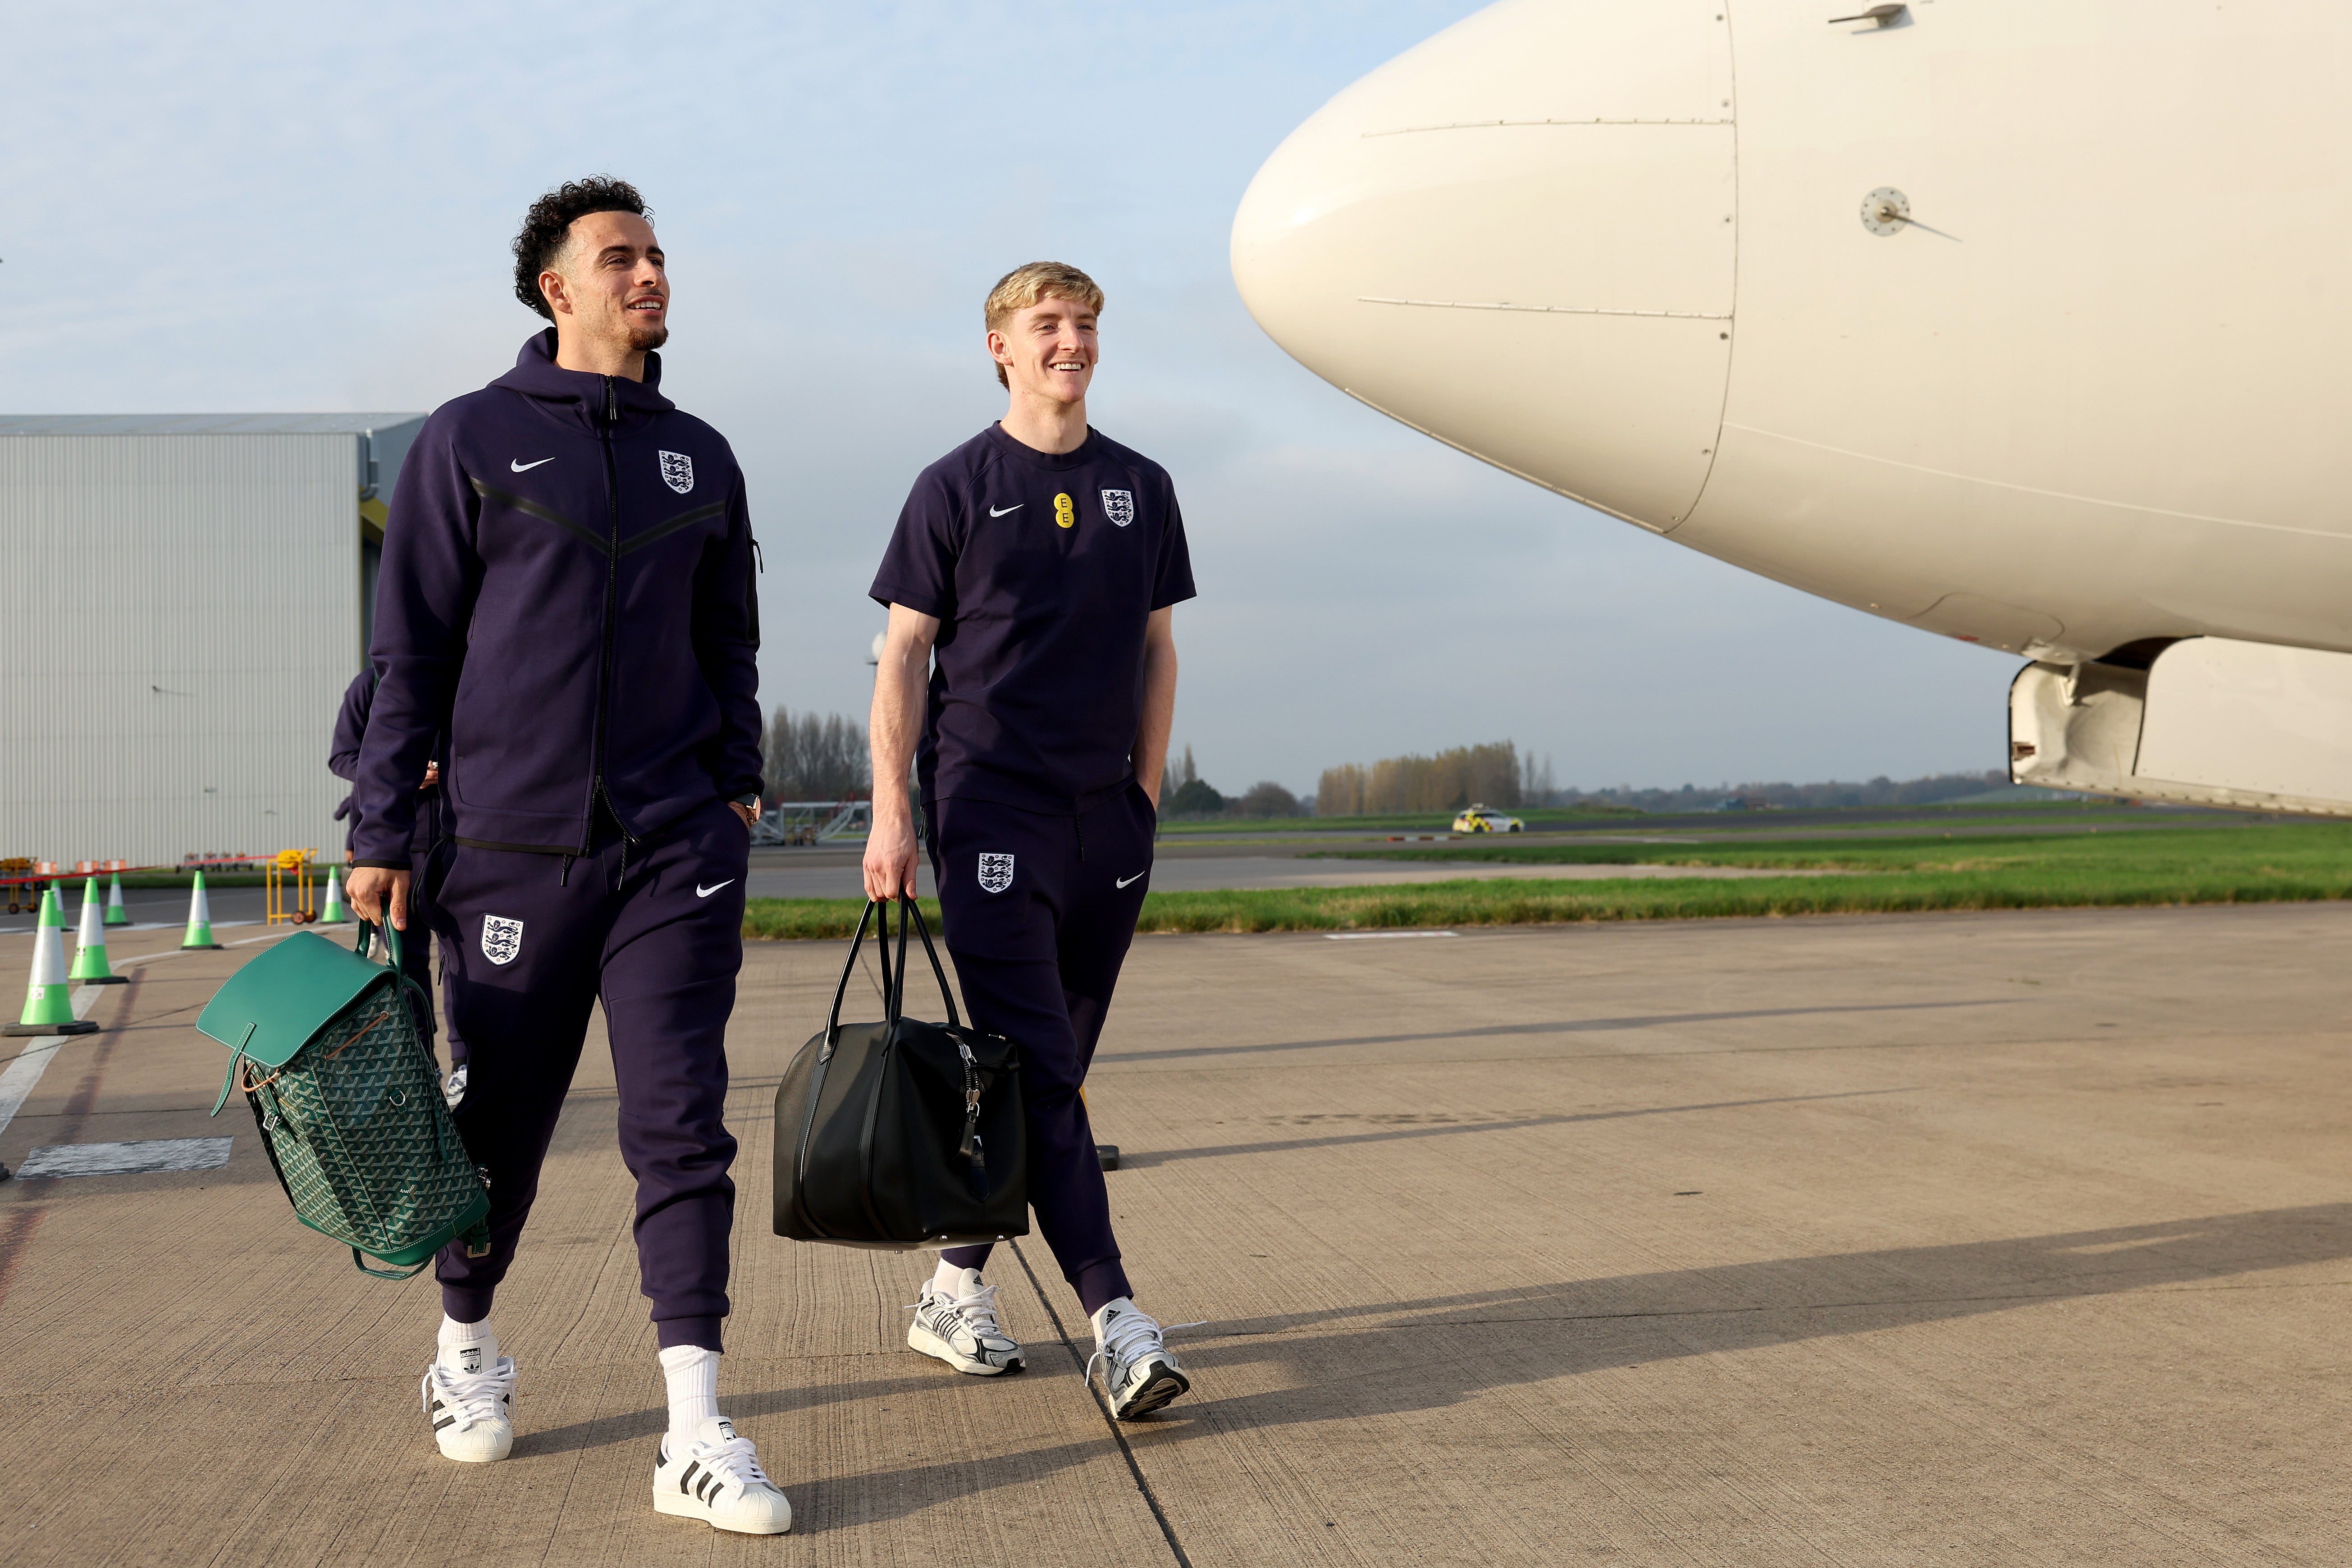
[927,782,1155,1314]
[425,798,749,1352]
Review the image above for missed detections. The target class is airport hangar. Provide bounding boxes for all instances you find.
[0,414,426,870]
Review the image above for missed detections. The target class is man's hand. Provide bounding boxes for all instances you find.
[727,800,758,829]
[346,866,411,930]
[862,808,920,903]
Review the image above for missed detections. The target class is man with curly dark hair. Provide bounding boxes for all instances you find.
[346,177,787,1536]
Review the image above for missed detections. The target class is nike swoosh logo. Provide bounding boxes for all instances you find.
[988,503,1023,517]
[1115,871,1147,888]
[695,880,735,898]
[511,457,554,472]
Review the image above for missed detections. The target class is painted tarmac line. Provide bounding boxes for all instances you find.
[13,1137,233,1179]
[0,927,303,1149]
[0,984,107,1144]
[1324,929,1459,940]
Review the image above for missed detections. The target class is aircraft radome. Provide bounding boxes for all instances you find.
[1232,0,2352,817]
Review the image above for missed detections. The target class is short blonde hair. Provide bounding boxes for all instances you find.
[984,262,1105,387]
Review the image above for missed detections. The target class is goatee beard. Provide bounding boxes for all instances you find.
[626,320,670,352]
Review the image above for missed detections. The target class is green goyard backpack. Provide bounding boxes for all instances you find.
[200,921,489,1278]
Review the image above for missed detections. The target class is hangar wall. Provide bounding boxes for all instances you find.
[0,415,425,868]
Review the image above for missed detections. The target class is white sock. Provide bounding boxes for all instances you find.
[658,1344,721,1443]
[932,1257,975,1296]
[437,1314,497,1373]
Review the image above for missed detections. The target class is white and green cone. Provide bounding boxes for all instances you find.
[319,867,349,924]
[69,877,124,984]
[180,869,222,951]
[8,889,98,1035]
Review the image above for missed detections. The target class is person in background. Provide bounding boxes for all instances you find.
[328,668,457,1097]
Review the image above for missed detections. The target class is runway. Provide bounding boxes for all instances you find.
[0,849,1808,937]
[3,901,2349,1563]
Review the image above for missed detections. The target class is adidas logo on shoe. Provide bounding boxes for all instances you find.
[653,1417,791,1535]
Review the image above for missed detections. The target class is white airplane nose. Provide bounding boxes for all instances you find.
[1231,0,1736,531]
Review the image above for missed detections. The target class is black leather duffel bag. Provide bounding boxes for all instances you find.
[772,896,1028,1249]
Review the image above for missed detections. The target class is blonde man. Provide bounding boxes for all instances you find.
[863,262,1196,1418]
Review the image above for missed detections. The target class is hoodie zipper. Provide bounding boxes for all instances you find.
[585,374,626,873]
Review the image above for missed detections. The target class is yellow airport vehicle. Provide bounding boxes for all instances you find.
[1450,805,1523,835]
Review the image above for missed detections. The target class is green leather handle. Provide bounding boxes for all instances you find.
[210,1022,258,1117]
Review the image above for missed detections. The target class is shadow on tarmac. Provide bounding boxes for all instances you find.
[528,1203,2352,1531]
[1115,1087,1918,1167]
[1095,998,2017,1065]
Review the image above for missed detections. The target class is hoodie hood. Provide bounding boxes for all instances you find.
[491,328,676,435]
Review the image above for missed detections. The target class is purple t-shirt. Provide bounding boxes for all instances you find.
[869,423,1197,814]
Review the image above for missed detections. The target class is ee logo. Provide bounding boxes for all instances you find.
[1053,493,1075,529]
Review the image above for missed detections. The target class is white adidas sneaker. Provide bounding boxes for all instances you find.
[1088,1298,1192,1421]
[421,1350,517,1463]
[653,1417,792,1535]
[906,1268,1026,1375]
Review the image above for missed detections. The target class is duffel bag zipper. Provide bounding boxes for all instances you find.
[956,1036,988,1194]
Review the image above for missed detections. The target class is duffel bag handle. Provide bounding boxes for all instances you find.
[824,900,890,1055]
[822,895,960,1056]
[897,894,961,1031]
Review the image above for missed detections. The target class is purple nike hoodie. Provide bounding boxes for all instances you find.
[351,330,763,866]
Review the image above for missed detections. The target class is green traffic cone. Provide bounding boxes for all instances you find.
[103,869,130,927]
[69,877,126,985]
[6,889,100,1035]
[319,866,349,924]
[180,869,223,951]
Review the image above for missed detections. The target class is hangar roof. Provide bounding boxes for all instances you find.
[0,413,425,436]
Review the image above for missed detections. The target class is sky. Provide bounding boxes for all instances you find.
[3,1,2016,798]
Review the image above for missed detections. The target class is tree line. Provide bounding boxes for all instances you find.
[761,708,870,803]
[1318,741,1525,815]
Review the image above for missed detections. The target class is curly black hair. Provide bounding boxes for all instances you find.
[511,177,651,320]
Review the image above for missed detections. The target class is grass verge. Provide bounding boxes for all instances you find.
[742,823,2352,939]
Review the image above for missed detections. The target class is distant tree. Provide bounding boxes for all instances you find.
[1167,777,1225,817]
[1319,741,1522,814]
[1160,744,1198,803]
[1231,780,1302,818]
[761,708,871,802]
[1317,763,1368,817]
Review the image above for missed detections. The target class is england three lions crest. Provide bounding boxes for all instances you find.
[481,914,525,966]
[977,853,1015,894]
[1100,489,1135,527]
[658,450,694,494]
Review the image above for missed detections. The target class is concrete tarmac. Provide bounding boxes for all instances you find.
[5,905,2352,1563]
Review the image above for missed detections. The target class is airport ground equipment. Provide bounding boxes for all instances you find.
[751,798,873,846]
[6,889,100,1036]
[265,849,319,926]
[201,920,489,1278]
[180,870,223,951]
[774,896,1028,1250]
[103,870,128,927]
[68,877,126,986]
[319,867,349,925]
